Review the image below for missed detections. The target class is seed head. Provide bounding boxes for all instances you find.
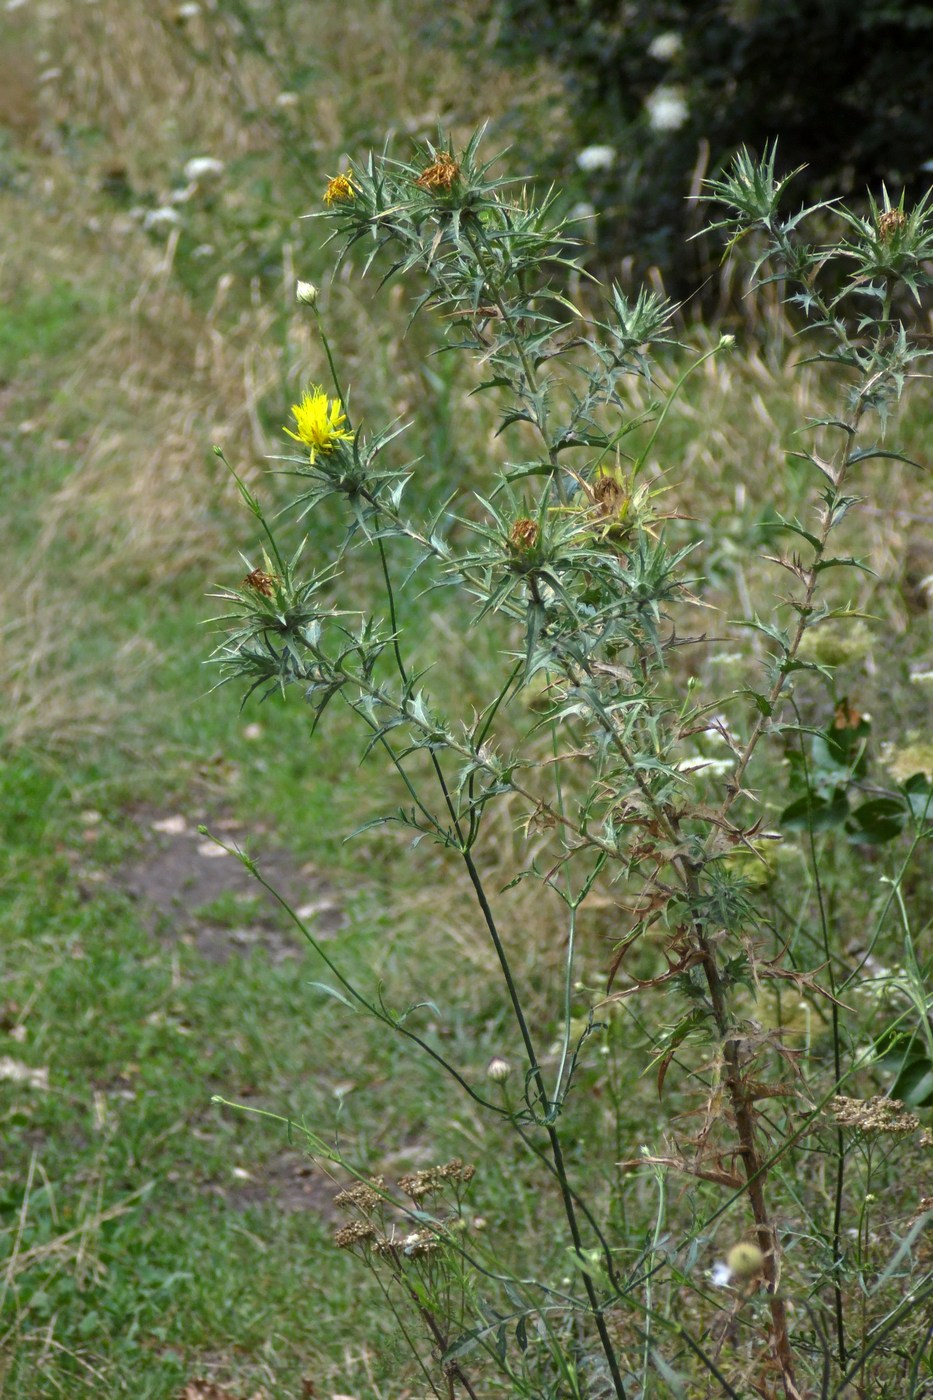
[830,1094,920,1134]
[398,1159,475,1200]
[333,1181,382,1214]
[333,1220,376,1249]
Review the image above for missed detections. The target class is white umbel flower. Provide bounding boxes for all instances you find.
[183,156,225,183]
[648,31,683,61]
[576,145,616,173]
[645,85,689,132]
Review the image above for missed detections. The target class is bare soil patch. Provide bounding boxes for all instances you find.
[113,805,347,963]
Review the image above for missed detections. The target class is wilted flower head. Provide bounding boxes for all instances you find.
[415,151,460,192]
[398,1159,476,1201]
[333,1180,382,1214]
[508,518,540,553]
[645,85,689,132]
[284,386,354,462]
[878,208,908,241]
[333,1220,376,1249]
[830,1095,921,1134]
[323,172,357,206]
[243,568,278,598]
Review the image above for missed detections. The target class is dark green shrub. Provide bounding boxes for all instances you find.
[496,0,933,304]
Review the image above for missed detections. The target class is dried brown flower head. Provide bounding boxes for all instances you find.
[373,1228,441,1259]
[593,474,626,516]
[333,1220,376,1249]
[333,1181,382,1214]
[243,568,277,597]
[878,208,907,241]
[398,1159,476,1201]
[415,152,460,192]
[508,518,540,553]
[830,1094,920,1134]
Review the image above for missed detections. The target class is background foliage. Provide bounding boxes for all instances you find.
[494,0,933,302]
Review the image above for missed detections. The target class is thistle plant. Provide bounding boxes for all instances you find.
[210,133,933,1398]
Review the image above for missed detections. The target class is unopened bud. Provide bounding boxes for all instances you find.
[726,1242,765,1279]
[486,1056,513,1083]
[296,280,318,306]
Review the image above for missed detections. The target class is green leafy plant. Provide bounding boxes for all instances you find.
[210,133,933,1397]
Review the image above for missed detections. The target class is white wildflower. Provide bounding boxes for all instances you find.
[143,206,182,232]
[569,201,596,225]
[576,145,616,173]
[296,280,319,306]
[676,756,734,777]
[183,155,225,183]
[645,85,689,133]
[648,31,682,61]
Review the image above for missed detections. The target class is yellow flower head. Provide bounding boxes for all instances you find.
[284,386,354,462]
[323,172,357,206]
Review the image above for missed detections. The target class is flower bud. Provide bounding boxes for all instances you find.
[726,1242,765,1279]
[296,280,319,306]
[486,1056,513,1083]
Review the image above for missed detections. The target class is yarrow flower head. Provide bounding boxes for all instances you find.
[284,386,354,462]
[645,84,689,133]
[323,171,357,206]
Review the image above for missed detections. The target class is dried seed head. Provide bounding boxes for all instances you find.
[509,518,540,552]
[593,475,626,516]
[830,1094,920,1134]
[333,1220,376,1249]
[878,208,907,241]
[243,568,277,597]
[415,152,460,192]
[398,1160,475,1200]
[333,1181,382,1214]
